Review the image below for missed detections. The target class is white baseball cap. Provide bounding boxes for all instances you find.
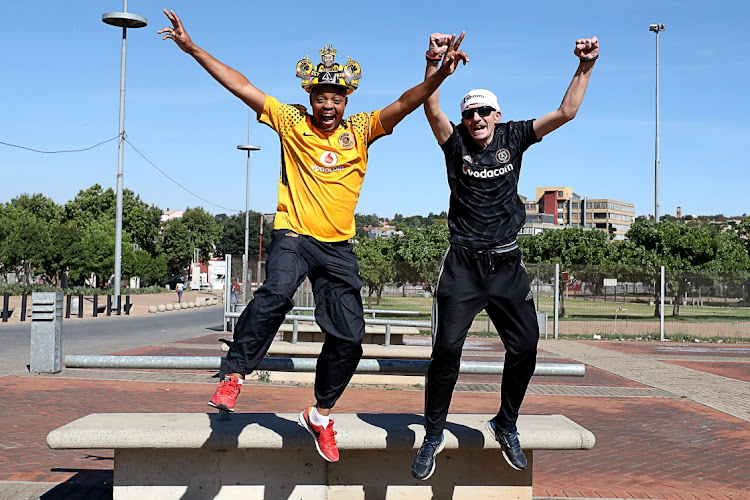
[460,89,500,113]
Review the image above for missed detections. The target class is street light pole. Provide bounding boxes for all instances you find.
[102,2,147,306]
[258,213,264,289]
[237,112,261,305]
[649,23,665,222]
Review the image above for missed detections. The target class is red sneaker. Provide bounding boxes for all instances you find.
[299,406,339,462]
[208,375,242,411]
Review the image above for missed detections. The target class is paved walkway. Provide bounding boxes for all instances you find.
[539,339,750,421]
[0,322,748,499]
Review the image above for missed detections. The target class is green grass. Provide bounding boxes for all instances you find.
[364,293,750,323]
[557,332,750,344]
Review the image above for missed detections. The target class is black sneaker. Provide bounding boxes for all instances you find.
[411,434,445,480]
[486,419,527,470]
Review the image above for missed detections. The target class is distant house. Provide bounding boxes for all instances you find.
[367,228,404,239]
[161,209,185,222]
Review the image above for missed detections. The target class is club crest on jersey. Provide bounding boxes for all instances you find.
[338,132,355,149]
[496,149,510,163]
[320,151,338,166]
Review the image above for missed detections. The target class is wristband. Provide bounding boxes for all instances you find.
[425,51,442,62]
[580,54,598,63]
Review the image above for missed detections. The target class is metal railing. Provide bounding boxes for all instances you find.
[226,307,428,346]
[64,354,585,377]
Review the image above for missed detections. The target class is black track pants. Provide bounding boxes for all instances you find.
[225,230,365,409]
[424,244,539,435]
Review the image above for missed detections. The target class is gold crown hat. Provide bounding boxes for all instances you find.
[296,44,362,95]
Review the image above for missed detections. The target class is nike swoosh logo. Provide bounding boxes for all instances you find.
[303,132,314,137]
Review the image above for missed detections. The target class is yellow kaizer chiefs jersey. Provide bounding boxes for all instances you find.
[259,96,388,242]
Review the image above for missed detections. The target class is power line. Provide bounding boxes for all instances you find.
[124,138,242,214]
[1,134,245,214]
[0,135,120,154]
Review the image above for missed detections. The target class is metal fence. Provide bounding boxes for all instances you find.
[227,257,750,341]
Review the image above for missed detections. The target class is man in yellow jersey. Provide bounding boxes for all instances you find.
[160,9,468,462]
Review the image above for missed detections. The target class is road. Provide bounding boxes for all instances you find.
[0,307,224,376]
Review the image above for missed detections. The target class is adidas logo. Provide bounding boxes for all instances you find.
[525,290,533,301]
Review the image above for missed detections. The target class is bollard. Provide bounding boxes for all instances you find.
[20,294,28,321]
[1,293,8,322]
[77,294,84,318]
[65,294,72,319]
[116,295,122,316]
[107,296,112,316]
[125,296,131,315]
[30,292,64,373]
[93,295,98,318]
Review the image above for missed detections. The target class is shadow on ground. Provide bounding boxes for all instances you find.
[42,469,113,500]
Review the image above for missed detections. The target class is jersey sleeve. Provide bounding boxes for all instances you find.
[259,96,307,138]
[440,122,461,157]
[348,110,388,146]
[510,119,542,153]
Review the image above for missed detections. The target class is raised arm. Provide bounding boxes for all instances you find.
[159,9,266,114]
[533,36,599,139]
[379,32,468,134]
[424,33,462,145]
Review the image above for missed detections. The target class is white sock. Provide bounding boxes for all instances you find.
[309,406,330,427]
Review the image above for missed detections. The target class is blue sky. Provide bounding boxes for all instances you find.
[1,1,748,220]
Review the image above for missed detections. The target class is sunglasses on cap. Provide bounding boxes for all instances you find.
[461,106,495,120]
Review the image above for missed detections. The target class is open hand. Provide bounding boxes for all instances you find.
[158,8,193,53]
[574,36,599,61]
[440,31,469,75]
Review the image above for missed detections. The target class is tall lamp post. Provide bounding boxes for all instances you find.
[258,213,264,291]
[102,2,147,308]
[649,23,665,222]
[237,113,261,305]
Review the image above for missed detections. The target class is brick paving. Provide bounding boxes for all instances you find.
[659,360,750,383]
[1,331,749,498]
[541,340,750,422]
[577,340,750,358]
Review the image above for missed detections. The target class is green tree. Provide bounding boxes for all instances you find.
[65,185,162,254]
[8,193,61,221]
[520,227,615,316]
[0,194,64,284]
[736,217,750,257]
[355,213,380,229]
[354,235,396,307]
[122,192,162,255]
[45,221,81,286]
[394,225,450,293]
[64,184,115,228]
[215,211,271,258]
[124,249,167,287]
[161,218,193,280]
[0,207,52,284]
[67,220,117,287]
[181,207,219,264]
[623,220,750,316]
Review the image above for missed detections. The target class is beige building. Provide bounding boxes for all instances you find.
[522,187,635,240]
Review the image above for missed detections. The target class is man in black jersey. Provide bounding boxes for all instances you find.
[411,33,598,480]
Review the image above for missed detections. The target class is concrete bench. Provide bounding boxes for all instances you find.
[278,323,419,345]
[47,412,594,499]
